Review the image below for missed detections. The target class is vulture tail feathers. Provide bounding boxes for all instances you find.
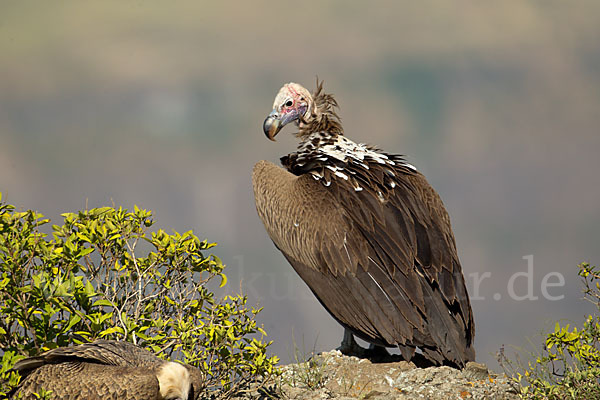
[417,265,475,367]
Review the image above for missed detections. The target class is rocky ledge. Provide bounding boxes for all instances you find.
[238,350,519,400]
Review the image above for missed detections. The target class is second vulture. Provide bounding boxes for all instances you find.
[11,340,203,399]
[253,81,475,368]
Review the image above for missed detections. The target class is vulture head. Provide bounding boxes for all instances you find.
[263,81,343,140]
[157,361,191,400]
[263,82,314,141]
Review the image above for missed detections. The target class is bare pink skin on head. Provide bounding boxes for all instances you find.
[263,83,313,141]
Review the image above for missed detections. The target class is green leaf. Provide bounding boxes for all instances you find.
[84,280,96,296]
[100,326,124,337]
[0,277,9,290]
[78,247,95,257]
[63,315,82,333]
[92,299,114,307]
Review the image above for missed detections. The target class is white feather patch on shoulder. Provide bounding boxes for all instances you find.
[311,134,415,170]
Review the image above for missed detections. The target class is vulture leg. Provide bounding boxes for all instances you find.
[337,330,395,362]
[337,329,368,357]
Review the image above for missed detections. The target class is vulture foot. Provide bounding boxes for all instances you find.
[366,343,392,361]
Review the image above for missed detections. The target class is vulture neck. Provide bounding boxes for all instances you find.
[297,87,343,140]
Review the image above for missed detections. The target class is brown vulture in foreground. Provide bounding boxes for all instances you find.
[253,81,475,368]
[11,340,203,399]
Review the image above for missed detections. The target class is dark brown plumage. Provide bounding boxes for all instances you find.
[254,81,475,368]
[11,340,204,400]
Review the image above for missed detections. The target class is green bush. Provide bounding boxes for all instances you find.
[0,193,278,398]
[501,263,600,400]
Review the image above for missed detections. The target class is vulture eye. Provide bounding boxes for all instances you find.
[285,100,294,107]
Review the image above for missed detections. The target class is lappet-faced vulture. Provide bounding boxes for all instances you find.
[253,81,475,368]
[11,340,203,399]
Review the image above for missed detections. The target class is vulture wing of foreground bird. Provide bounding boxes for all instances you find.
[11,340,203,400]
[253,81,475,368]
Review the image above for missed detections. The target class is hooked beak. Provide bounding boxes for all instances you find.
[262,108,301,141]
[263,110,281,141]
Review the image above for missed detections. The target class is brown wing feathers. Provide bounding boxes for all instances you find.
[254,158,475,366]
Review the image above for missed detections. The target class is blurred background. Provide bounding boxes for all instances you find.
[1,1,599,370]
